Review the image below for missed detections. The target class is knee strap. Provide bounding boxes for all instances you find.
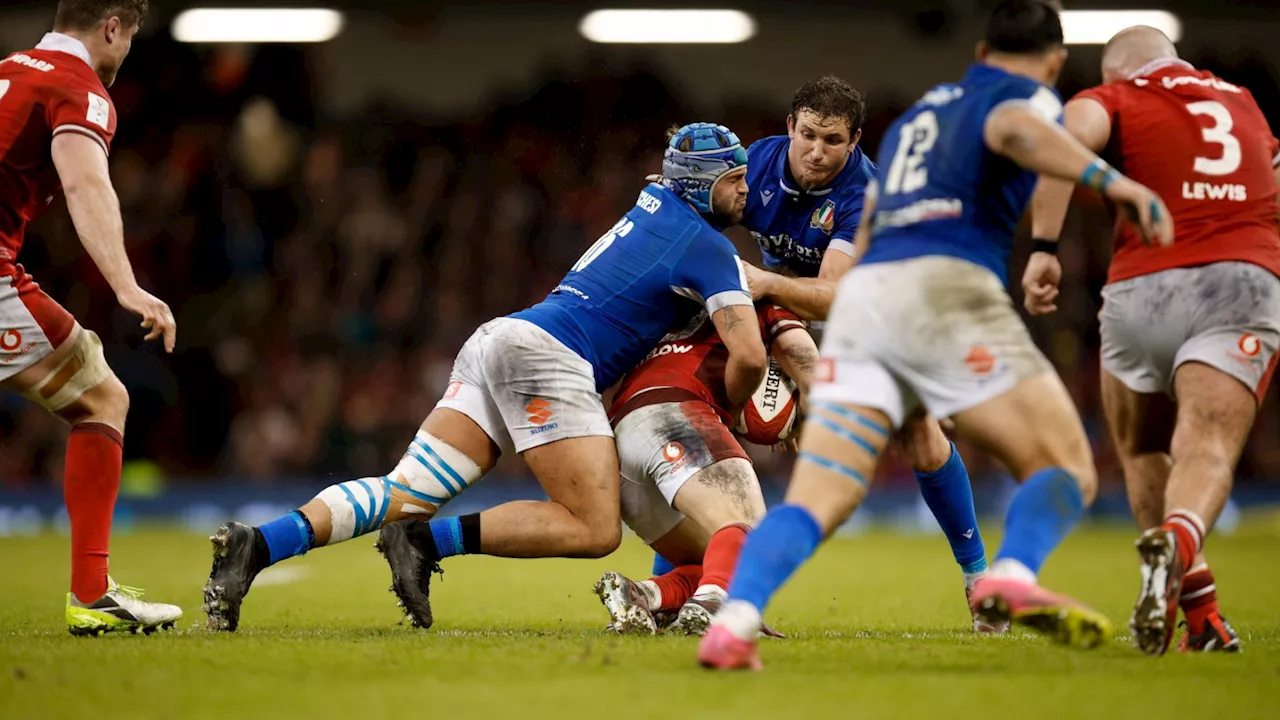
[24,329,111,412]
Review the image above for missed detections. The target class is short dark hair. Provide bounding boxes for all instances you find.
[985,0,1063,55]
[790,76,866,135]
[54,0,148,32]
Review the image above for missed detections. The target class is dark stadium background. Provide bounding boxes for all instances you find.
[1,1,1278,526]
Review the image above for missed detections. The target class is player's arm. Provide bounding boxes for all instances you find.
[744,207,862,321]
[1023,98,1113,315]
[52,134,177,351]
[771,327,818,397]
[851,181,877,262]
[743,258,844,322]
[712,305,768,409]
[676,234,767,408]
[984,92,1172,247]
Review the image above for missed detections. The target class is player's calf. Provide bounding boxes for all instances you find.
[203,428,485,631]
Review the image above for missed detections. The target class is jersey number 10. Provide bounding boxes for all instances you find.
[884,111,939,196]
[571,218,634,272]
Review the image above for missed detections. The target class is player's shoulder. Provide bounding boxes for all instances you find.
[746,135,787,167]
[8,48,105,91]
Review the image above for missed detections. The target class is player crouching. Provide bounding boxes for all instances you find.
[595,302,814,635]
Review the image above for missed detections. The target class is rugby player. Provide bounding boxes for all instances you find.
[0,0,181,636]
[203,123,769,632]
[725,76,995,629]
[593,299,815,635]
[699,0,1174,670]
[1025,25,1280,655]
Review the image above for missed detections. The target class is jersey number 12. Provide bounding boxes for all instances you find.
[571,217,634,272]
[884,111,939,195]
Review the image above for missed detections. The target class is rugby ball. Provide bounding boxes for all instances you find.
[734,358,800,445]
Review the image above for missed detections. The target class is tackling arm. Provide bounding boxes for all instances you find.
[712,304,768,410]
[746,250,851,322]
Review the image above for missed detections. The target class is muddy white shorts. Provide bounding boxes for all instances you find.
[1100,261,1280,399]
[614,398,749,545]
[435,317,614,455]
[809,256,1052,428]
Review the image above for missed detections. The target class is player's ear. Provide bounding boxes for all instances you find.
[975,41,990,62]
[850,128,862,148]
[786,114,796,135]
[104,15,120,43]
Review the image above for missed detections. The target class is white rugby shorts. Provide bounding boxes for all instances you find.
[1100,261,1280,399]
[809,256,1052,427]
[435,317,613,454]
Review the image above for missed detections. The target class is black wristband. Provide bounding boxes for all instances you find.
[1032,239,1059,255]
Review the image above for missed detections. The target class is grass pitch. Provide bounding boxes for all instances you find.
[2,521,1279,719]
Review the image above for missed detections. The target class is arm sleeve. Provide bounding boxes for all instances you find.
[44,80,114,156]
[670,229,754,314]
[827,189,865,257]
[989,81,1065,125]
[758,303,807,346]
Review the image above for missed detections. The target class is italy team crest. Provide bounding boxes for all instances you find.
[810,199,836,235]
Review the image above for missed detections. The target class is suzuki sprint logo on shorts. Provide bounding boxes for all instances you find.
[526,398,559,434]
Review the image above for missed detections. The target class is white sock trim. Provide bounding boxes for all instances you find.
[711,599,761,642]
[990,558,1037,584]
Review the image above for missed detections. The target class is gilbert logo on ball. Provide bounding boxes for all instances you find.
[735,358,799,446]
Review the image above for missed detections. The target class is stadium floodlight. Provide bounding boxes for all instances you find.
[579,9,756,44]
[1060,10,1182,45]
[172,8,346,43]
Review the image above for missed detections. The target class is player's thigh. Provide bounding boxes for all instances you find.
[1167,261,1280,459]
[672,458,765,533]
[426,323,508,470]
[522,436,620,530]
[785,402,892,535]
[952,371,1095,495]
[1169,362,1257,465]
[616,401,757,536]
[648,518,711,567]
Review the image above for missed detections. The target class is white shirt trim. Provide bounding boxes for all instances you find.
[826,238,855,258]
[34,33,93,67]
[52,124,109,156]
[704,289,754,314]
[1128,58,1194,80]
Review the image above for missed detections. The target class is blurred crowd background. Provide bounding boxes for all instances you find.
[2,1,1279,493]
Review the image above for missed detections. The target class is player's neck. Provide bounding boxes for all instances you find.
[982,55,1052,86]
[48,29,106,80]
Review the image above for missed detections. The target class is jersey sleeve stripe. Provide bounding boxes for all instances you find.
[770,319,806,336]
[52,124,109,156]
[826,238,855,257]
[704,289,754,314]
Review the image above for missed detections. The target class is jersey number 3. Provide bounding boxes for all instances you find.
[1186,100,1241,176]
[884,111,939,195]
[571,217,634,272]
